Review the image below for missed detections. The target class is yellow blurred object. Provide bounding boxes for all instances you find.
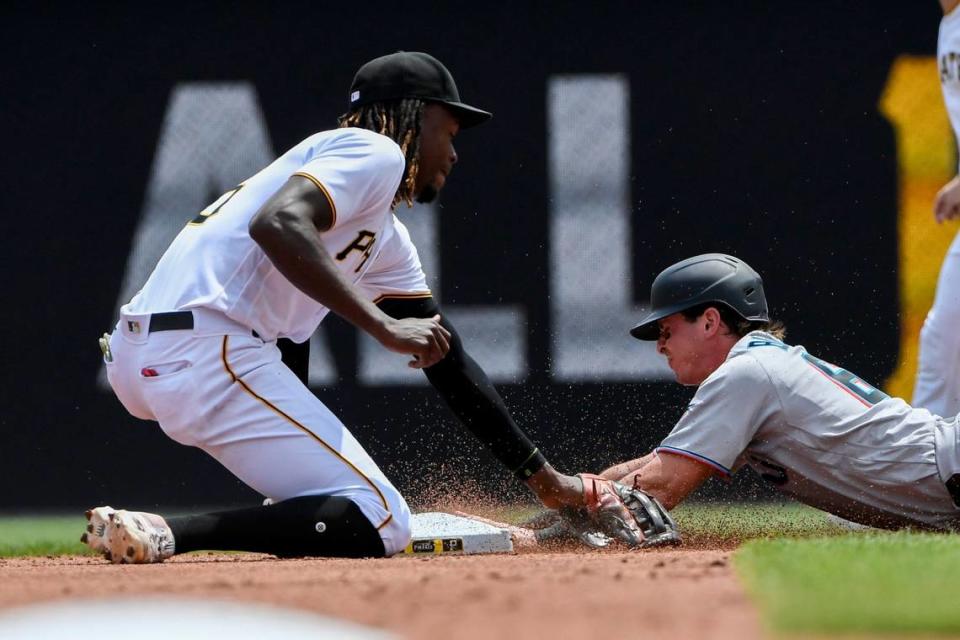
[879,55,960,400]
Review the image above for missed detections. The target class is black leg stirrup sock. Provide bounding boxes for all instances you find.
[166,495,387,558]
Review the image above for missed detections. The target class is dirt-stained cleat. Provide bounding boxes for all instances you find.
[81,506,174,564]
[106,510,175,564]
[81,506,115,556]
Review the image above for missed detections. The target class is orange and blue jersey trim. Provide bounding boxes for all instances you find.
[804,361,873,408]
[655,445,731,477]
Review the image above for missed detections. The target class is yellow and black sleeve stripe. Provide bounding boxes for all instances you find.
[292,172,337,230]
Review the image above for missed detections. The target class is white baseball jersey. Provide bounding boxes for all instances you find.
[659,332,960,530]
[125,127,431,343]
[939,6,960,138]
[106,127,436,556]
[914,9,960,417]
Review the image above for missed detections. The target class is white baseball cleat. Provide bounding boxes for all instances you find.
[81,506,115,559]
[82,506,175,564]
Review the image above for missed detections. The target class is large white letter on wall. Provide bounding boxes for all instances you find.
[357,203,528,385]
[547,75,670,381]
[104,83,338,387]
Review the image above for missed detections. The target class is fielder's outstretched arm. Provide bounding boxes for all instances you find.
[377,296,583,507]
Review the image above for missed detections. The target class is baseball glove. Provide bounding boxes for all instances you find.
[556,473,681,548]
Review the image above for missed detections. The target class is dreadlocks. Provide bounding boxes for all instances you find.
[338,99,425,208]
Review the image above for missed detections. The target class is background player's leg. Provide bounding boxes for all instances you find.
[167,495,386,558]
[914,230,960,417]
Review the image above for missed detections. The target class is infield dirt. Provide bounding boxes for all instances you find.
[0,546,760,639]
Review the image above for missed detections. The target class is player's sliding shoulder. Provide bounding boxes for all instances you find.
[712,338,782,391]
[741,332,796,362]
[742,330,787,352]
[713,349,770,384]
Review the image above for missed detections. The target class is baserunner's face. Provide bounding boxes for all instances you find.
[656,313,715,386]
[415,103,460,203]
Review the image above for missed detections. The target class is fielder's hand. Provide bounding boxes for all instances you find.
[934,175,960,224]
[379,314,451,368]
[558,473,681,548]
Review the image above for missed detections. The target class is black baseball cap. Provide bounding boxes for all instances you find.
[348,51,492,129]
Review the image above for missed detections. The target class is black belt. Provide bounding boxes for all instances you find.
[146,310,260,339]
[148,311,194,332]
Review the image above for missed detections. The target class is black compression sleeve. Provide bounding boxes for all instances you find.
[377,296,547,480]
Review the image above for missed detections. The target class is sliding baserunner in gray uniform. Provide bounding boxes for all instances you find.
[657,329,960,529]
[598,254,960,531]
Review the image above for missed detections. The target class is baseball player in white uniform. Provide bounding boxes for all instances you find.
[82,52,592,563]
[914,0,960,418]
[486,255,960,544]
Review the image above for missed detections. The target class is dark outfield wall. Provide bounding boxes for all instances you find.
[0,2,939,509]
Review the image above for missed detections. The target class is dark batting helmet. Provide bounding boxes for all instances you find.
[630,253,769,340]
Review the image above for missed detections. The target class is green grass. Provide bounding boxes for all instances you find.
[478,500,852,545]
[672,502,847,542]
[0,516,97,557]
[736,532,960,635]
[6,506,958,637]
[1,502,841,558]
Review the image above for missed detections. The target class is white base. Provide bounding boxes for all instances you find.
[402,512,513,555]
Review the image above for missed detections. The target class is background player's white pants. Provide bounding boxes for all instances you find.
[914,229,960,419]
[104,310,411,556]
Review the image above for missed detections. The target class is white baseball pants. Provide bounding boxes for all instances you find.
[914,229,960,419]
[104,307,412,556]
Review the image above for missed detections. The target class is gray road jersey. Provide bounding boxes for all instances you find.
[658,332,960,529]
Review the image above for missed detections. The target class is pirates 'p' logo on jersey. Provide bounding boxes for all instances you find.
[336,230,377,272]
